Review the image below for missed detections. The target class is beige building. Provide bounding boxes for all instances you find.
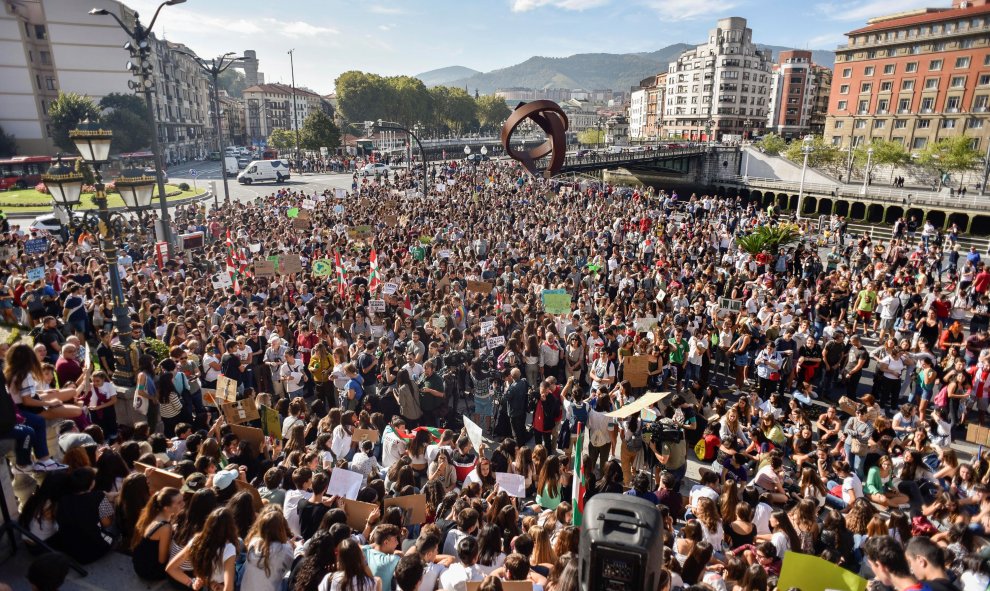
[663,17,773,141]
[243,83,327,146]
[824,0,990,152]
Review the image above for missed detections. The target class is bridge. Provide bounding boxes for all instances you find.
[559,146,711,173]
[711,174,990,237]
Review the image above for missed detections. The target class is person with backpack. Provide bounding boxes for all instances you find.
[532,377,562,452]
[620,414,644,486]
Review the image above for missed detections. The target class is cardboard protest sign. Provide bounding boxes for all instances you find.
[201,389,217,407]
[221,396,260,425]
[254,259,276,279]
[369,299,386,313]
[312,259,333,277]
[352,428,380,443]
[382,282,399,295]
[384,494,427,524]
[234,479,263,511]
[384,215,398,226]
[301,198,316,209]
[214,376,238,404]
[606,390,666,419]
[291,217,311,230]
[229,424,265,455]
[967,424,990,447]
[280,254,303,275]
[541,289,571,315]
[342,499,377,530]
[135,462,182,493]
[466,280,494,295]
[633,317,659,332]
[27,267,44,282]
[347,225,374,240]
[623,355,651,388]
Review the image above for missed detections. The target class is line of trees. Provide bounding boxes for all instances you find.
[334,71,511,137]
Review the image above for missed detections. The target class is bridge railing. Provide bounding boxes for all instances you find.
[561,146,711,169]
[719,175,990,212]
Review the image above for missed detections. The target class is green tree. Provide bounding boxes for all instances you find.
[388,76,432,127]
[755,132,786,156]
[476,95,511,132]
[48,92,100,153]
[300,110,340,151]
[267,128,296,152]
[218,69,247,98]
[335,71,396,126]
[99,93,152,153]
[915,136,983,185]
[441,87,477,135]
[783,135,842,169]
[578,128,605,146]
[0,125,16,157]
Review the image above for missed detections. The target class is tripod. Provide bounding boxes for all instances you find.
[0,456,86,576]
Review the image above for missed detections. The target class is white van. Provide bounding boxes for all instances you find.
[237,159,291,184]
[224,156,239,177]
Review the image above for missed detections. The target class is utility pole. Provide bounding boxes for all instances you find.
[288,49,300,168]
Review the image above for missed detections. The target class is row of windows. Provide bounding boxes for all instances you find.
[831,136,982,151]
[841,55,986,78]
[835,117,983,130]
[836,93,988,113]
[838,73,990,94]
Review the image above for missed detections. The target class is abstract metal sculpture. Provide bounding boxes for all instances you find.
[500,100,569,178]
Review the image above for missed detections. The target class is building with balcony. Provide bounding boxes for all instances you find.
[767,50,833,139]
[663,17,773,141]
[243,83,327,146]
[628,74,667,139]
[629,88,648,139]
[151,40,213,164]
[218,91,246,148]
[824,0,990,153]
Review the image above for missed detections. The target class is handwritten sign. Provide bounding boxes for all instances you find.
[221,396,260,425]
[211,272,233,289]
[259,405,282,440]
[480,320,496,335]
[26,267,45,282]
[291,217,310,230]
[486,336,505,350]
[312,259,333,277]
[369,299,386,313]
[382,282,399,295]
[24,238,48,255]
[342,499,377,530]
[254,260,276,279]
[229,424,264,456]
[464,416,484,454]
[280,254,303,275]
[495,472,526,498]
[466,280,493,295]
[352,428,380,444]
[214,375,238,404]
[347,225,374,240]
[301,198,316,210]
[623,355,651,388]
[541,289,571,315]
[326,467,363,500]
[719,297,742,315]
[384,494,427,524]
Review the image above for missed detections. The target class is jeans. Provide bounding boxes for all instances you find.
[845,443,866,478]
[820,368,840,402]
[825,480,848,510]
[685,363,701,386]
[7,421,48,465]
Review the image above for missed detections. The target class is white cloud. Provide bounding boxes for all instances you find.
[279,21,338,37]
[510,0,610,12]
[639,0,742,22]
[814,0,935,21]
[369,5,405,14]
[806,32,847,48]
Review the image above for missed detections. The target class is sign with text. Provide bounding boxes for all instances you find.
[369,299,386,313]
[214,375,238,404]
[623,355,651,388]
[466,280,493,295]
[254,260,276,279]
[280,254,303,275]
[541,289,571,315]
[221,396,260,425]
[24,238,48,256]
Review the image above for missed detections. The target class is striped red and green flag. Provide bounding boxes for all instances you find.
[368,248,382,292]
[396,426,444,442]
[335,251,347,299]
[571,422,586,527]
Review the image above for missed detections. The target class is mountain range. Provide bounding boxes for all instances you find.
[415,44,835,94]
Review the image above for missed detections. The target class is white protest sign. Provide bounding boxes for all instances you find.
[326,467,364,500]
[334,188,347,199]
[369,299,386,313]
[486,336,505,350]
[382,282,399,296]
[495,472,526,498]
[480,320,496,335]
[464,416,484,454]
[316,194,327,202]
[438,249,452,259]
[301,198,316,210]
[211,272,233,289]
[446,178,455,185]
[249,243,262,253]
[333,204,345,214]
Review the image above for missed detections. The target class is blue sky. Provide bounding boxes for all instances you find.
[125,0,940,94]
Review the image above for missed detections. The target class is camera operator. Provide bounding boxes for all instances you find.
[651,410,687,492]
[418,360,446,427]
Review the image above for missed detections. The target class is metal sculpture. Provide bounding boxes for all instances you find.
[500,100,569,178]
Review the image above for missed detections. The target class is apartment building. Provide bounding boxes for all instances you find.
[766,50,833,139]
[243,83,328,145]
[824,0,990,152]
[663,17,773,141]
[628,74,667,139]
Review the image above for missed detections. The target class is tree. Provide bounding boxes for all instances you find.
[267,128,296,152]
[335,71,396,126]
[388,76,432,128]
[300,110,340,151]
[783,135,842,169]
[476,95,511,132]
[0,125,16,157]
[915,136,983,186]
[852,139,909,181]
[435,87,476,135]
[99,93,152,153]
[577,129,605,146]
[735,223,801,255]
[755,132,786,156]
[48,92,100,153]
[218,69,247,98]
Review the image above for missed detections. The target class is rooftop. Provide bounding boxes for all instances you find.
[847,1,990,35]
[242,83,322,99]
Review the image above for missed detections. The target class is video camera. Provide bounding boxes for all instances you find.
[647,418,683,444]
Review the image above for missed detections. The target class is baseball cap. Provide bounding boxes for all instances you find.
[182,472,207,494]
[213,469,238,491]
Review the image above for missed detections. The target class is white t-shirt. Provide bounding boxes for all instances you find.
[182,540,235,584]
[771,531,790,560]
[439,563,485,591]
[842,474,864,502]
[283,489,308,537]
[753,502,772,536]
[318,572,377,591]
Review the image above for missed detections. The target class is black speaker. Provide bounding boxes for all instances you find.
[580,493,665,591]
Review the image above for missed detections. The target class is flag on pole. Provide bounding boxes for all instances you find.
[335,251,347,299]
[368,248,382,292]
[402,294,413,317]
[571,423,586,527]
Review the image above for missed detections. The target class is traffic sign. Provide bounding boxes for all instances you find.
[189,169,199,178]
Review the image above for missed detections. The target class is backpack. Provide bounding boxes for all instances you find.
[572,402,589,428]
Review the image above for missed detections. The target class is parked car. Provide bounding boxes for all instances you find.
[237,157,249,169]
[360,163,390,177]
[464,153,490,163]
[29,212,85,242]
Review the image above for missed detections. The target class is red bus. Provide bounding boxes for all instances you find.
[0,155,78,191]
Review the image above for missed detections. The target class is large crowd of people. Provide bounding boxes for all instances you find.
[1,156,989,591]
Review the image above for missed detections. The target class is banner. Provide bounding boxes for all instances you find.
[312,259,333,277]
[541,289,571,315]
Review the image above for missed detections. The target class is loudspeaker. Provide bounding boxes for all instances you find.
[580,493,665,591]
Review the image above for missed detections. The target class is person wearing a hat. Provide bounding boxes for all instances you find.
[182,472,208,494]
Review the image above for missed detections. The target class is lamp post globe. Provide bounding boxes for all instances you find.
[464,145,471,156]
[41,156,85,211]
[69,120,113,164]
[115,166,157,210]
[480,146,488,156]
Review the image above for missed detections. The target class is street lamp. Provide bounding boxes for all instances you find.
[377,119,428,199]
[480,146,488,157]
[861,146,874,195]
[464,145,471,156]
[796,134,814,220]
[43,122,154,388]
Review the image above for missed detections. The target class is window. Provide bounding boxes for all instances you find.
[969,118,984,129]
[921,97,935,111]
[842,67,852,78]
[892,137,904,145]
[858,99,869,113]
[831,136,842,146]
[925,78,939,90]
[947,96,961,110]
[34,25,46,40]
[905,62,918,72]
[975,95,989,111]
[855,119,867,129]
[942,118,956,129]
[917,119,931,128]
[985,54,990,66]
[902,80,915,90]
[873,120,886,129]
[45,77,56,90]
[880,81,893,91]
[894,119,908,128]
[39,51,50,66]
[980,74,990,85]
[955,56,971,68]
[861,82,872,93]
[878,99,889,112]
[883,64,895,75]
[840,84,850,94]
[834,120,845,128]
[951,76,966,88]
[837,100,848,110]
[912,137,927,149]
[929,59,943,70]
[898,98,911,112]
[864,66,875,76]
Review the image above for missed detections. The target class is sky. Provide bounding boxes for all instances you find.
[123,0,942,95]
